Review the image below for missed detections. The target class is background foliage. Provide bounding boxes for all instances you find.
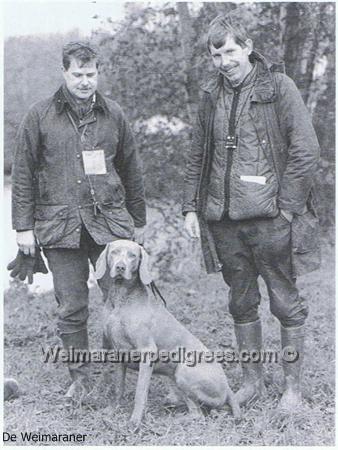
[4,2,335,229]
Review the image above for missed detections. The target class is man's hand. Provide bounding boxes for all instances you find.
[184,212,200,239]
[134,226,146,245]
[280,209,293,223]
[16,230,36,256]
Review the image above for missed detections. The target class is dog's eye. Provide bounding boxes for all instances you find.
[128,252,137,259]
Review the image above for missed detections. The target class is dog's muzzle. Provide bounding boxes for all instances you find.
[111,260,133,280]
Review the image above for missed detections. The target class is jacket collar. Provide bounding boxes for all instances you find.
[200,51,285,103]
[53,85,109,115]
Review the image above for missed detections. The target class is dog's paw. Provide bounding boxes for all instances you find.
[163,393,185,408]
[233,406,242,421]
[128,415,141,432]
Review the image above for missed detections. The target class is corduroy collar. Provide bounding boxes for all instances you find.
[53,85,110,115]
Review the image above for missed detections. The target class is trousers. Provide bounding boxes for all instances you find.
[209,213,308,327]
[43,227,110,335]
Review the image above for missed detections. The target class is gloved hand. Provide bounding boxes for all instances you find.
[7,246,48,284]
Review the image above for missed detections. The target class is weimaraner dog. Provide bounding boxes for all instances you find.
[95,240,240,428]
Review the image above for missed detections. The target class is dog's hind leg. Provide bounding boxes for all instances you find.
[163,379,185,407]
[226,390,241,419]
[184,395,203,418]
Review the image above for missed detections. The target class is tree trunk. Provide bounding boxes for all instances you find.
[176,2,200,123]
[283,3,317,103]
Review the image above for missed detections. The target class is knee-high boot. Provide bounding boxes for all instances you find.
[60,329,91,400]
[234,319,265,405]
[279,324,305,410]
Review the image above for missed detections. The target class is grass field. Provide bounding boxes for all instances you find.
[3,233,335,446]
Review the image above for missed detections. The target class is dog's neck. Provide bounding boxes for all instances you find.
[106,278,149,309]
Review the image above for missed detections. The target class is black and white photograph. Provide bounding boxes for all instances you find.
[2,0,335,446]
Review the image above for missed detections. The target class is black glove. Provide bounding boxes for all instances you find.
[7,246,48,284]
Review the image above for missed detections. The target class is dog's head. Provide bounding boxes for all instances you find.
[94,240,152,285]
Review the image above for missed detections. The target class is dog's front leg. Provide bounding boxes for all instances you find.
[129,346,156,429]
[114,362,127,406]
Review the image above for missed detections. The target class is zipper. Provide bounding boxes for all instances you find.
[224,88,241,214]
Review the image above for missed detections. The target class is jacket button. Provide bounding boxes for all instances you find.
[78,205,82,209]
[76,228,81,232]
[262,139,266,144]
[77,180,82,184]
[76,154,81,158]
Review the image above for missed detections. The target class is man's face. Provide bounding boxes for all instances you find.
[209,36,253,86]
[62,57,98,100]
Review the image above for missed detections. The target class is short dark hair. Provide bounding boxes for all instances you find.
[207,12,251,52]
[62,41,99,70]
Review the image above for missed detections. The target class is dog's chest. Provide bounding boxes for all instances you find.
[103,306,152,349]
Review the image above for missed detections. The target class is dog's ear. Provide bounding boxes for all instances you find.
[139,247,152,285]
[95,246,108,279]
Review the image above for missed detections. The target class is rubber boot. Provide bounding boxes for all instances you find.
[60,329,91,402]
[279,324,304,411]
[234,319,265,405]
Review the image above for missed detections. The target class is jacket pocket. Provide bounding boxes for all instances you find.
[34,205,69,246]
[229,177,279,220]
[94,174,126,206]
[292,210,319,253]
[291,210,321,276]
[98,202,134,239]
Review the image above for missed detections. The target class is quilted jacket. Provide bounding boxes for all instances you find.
[183,51,320,276]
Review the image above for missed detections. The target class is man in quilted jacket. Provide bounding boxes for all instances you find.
[11,42,146,400]
[183,12,320,410]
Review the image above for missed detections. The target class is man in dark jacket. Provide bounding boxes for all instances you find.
[12,42,146,399]
[183,13,320,410]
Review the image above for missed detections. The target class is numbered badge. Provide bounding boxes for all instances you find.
[82,150,107,175]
